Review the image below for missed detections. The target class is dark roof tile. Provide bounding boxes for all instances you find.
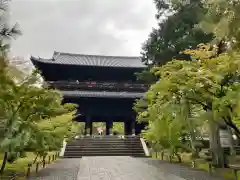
[31,51,146,68]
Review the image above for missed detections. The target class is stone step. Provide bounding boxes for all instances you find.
[78,138,140,140]
[64,136,146,158]
[64,148,145,152]
[74,137,140,139]
[79,136,140,139]
[66,144,141,147]
[67,144,141,147]
[65,146,143,148]
[64,152,146,157]
[72,139,140,142]
[63,154,146,158]
[65,145,142,150]
[63,156,83,158]
[65,149,144,153]
[68,142,141,145]
[64,149,145,153]
[71,139,140,143]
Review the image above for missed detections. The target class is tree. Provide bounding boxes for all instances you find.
[0,0,24,82]
[142,109,189,162]
[135,44,240,166]
[0,66,75,172]
[141,0,213,66]
[26,112,80,162]
[200,0,240,50]
[0,0,81,173]
[112,122,124,135]
[0,0,21,55]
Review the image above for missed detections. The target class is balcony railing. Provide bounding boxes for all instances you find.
[47,81,149,91]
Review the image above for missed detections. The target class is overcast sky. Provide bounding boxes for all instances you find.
[10,0,157,59]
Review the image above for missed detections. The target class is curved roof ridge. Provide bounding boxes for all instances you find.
[53,51,140,59]
[31,52,146,68]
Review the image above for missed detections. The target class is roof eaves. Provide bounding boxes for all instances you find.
[31,56,146,68]
[53,51,141,60]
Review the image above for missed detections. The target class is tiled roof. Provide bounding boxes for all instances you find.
[61,90,144,98]
[30,51,146,68]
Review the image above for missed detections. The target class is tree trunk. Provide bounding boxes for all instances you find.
[33,153,39,164]
[0,152,8,174]
[226,121,240,140]
[209,120,224,167]
[169,155,172,162]
[175,153,182,163]
[185,100,199,158]
[227,127,235,156]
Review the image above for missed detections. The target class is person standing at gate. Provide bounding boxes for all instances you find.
[97,126,103,136]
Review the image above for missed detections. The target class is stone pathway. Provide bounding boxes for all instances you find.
[28,158,80,180]
[29,157,227,180]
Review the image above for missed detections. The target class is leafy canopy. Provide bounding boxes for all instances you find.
[141,0,213,66]
[200,0,240,49]
[135,44,240,154]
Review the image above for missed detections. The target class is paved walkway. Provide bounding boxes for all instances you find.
[29,157,227,180]
[28,158,80,180]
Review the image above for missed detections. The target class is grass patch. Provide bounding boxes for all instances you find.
[0,152,57,179]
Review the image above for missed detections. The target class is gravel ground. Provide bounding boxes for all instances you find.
[77,156,196,180]
[28,158,81,180]
[28,157,228,180]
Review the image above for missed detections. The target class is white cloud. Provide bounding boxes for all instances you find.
[10,0,157,59]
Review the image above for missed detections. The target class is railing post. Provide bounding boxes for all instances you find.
[26,163,32,178]
[36,162,39,173]
[192,159,196,168]
[48,81,149,91]
[161,152,164,160]
[42,158,46,168]
[48,156,51,164]
[209,163,212,175]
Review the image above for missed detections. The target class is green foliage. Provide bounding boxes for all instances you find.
[112,123,124,135]
[0,61,80,172]
[26,113,80,156]
[141,0,213,66]
[135,69,156,84]
[0,0,21,57]
[200,0,240,49]
[0,70,65,150]
[136,44,240,158]
[0,0,82,174]
[63,103,78,113]
[54,102,78,115]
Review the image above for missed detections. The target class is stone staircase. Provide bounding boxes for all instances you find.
[64,135,147,158]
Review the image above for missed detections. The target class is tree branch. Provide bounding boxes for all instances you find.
[187,97,212,111]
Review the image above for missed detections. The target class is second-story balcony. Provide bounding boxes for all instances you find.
[46,81,149,92]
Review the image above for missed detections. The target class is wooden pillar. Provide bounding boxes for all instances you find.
[106,121,109,135]
[90,121,93,135]
[124,121,130,135]
[84,116,91,135]
[106,120,113,135]
[131,120,135,136]
[124,121,127,135]
[109,120,113,135]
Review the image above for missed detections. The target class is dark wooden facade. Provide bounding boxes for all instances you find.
[30,52,147,135]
